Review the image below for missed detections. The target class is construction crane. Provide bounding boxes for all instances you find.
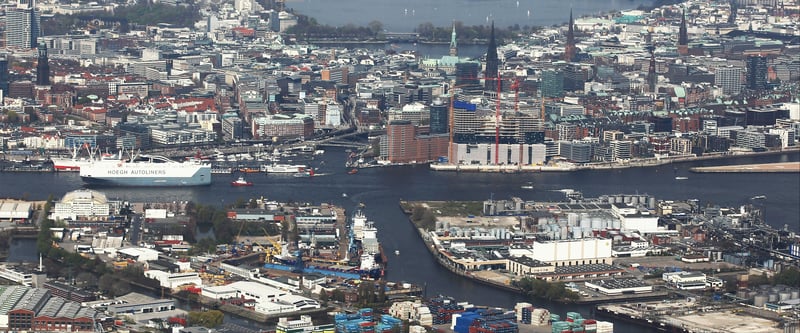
[447,75,523,165]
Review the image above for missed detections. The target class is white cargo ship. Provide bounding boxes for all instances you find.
[79,155,211,186]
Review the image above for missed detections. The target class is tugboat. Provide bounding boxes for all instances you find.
[230,176,253,186]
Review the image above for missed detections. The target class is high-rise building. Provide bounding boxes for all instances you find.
[746,55,767,91]
[715,66,744,95]
[564,9,576,62]
[35,43,49,86]
[0,56,8,100]
[430,101,449,134]
[677,9,689,56]
[563,64,587,92]
[456,62,480,88]
[4,4,40,49]
[484,22,499,92]
[540,70,564,98]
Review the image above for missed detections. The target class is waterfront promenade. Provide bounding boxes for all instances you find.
[430,148,800,173]
[690,161,800,173]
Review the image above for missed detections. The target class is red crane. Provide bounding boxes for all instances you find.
[447,75,522,165]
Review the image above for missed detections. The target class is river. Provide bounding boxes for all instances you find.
[4,149,799,332]
[283,0,654,32]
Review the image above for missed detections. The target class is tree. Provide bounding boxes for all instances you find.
[774,267,800,287]
[5,110,19,123]
[367,20,383,36]
[188,310,224,328]
[76,272,98,287]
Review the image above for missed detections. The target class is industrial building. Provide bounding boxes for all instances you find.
[0,200,32,222]
[528,238,613,267]
[201,281,320,315]
[0,285,99,332]
[51,189,114,221]
[143,270,203,289]
[584,279,654,295]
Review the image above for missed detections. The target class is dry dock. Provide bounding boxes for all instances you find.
[690,162,800,173]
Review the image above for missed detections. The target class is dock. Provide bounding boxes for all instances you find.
[596,300,788,333]
[690,161,800,173]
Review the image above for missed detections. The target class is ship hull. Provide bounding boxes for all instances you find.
[81,172,211,187]
[79,157,211,187]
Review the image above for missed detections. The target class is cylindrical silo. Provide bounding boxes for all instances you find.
[591,217,602,229]
[648,197,656,209]
[572,227,583,239]
[791,291,799,300]
[568,213,579,226]
[580,213,590,228]
[753,295,768,307]
[768,293,779,302]
[779,292,791,301]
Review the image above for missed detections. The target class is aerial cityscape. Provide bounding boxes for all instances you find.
[0,0,798,332]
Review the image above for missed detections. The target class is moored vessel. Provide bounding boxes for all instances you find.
[79,155,211,187]
[264,164,308,173]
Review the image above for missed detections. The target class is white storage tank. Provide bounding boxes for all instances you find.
[791,291,799,300]
[568,213,579,226]
[753,295,768,307]
[769,293,779,302]
[580,213,590,228]
[779,292,792,301]
[591,217,602,229]
[572,227,583,239]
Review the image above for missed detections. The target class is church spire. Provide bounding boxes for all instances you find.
[484,21,499,92]
[677,9,689,55]
[564,8,576,62]
[449,21,458,56]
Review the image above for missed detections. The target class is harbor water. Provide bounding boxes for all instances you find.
[4,148,799,332]
[284,0,655,32]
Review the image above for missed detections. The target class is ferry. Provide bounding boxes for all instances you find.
[264,164,308,173]
[231,176,253,186]
[80,155,211,187]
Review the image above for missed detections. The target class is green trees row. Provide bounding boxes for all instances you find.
[515,278,580,302]
[188,310,224,328]
[287,15,384,40]
[409,205,437,231]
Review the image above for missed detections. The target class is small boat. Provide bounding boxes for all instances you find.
[348,168,358,175]
[231,176,253,186]
[675,176,689,180]
[751,195,766,200]
[394,250,400,256]
[521,182,534,189]
[342,193,348,198]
